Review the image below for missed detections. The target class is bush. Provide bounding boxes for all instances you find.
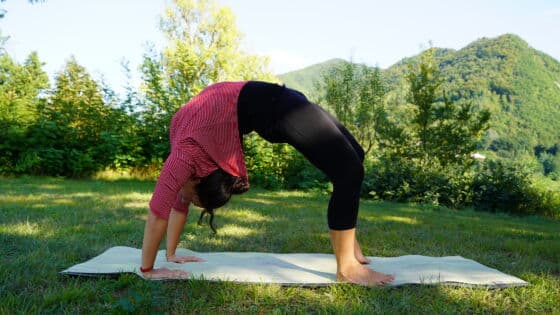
[14,150,42,174]
[242,134,288,189]
[363,156,473,208]
[282,150,328,191]
[530,176,560,218]
[471,160,544,215]
[242,133,328,191]
[364,156,559,218]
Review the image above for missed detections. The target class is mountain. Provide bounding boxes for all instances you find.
[279,58,346,100]
[278,34,560,157]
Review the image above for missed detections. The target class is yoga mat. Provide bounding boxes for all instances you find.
[61,246,528,288]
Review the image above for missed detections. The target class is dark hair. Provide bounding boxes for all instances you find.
[196,169,249,233]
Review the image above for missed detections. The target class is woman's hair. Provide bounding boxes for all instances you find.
[196,169,249,233]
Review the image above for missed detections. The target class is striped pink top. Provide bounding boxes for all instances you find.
[149,81,249,219]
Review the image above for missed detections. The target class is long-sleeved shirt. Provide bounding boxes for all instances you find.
[149,81,249,219]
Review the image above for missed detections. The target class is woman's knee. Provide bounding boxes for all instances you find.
[353,162,365,183]
[334,158,364,187]
[356,145,365,163]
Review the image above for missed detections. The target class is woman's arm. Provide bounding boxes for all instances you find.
[140,148,202,278]
[141,211,167,270]
[166,208,187,258]
[165,208,205,263]
[166,186,190,258]
[140,211,190,279]
[165,182,205,263]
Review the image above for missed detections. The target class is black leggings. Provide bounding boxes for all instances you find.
[237,81,365,230]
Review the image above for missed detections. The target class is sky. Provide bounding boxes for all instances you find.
[1,0,559,93]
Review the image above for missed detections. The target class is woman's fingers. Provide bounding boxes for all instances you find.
[167,254,206,263]
[142,267,190,279]
[176,255,205,263]
[183,256,205,262]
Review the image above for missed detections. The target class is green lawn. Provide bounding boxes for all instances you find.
[1,177,559,314]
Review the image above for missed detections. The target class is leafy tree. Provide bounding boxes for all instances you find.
[322,61,387,155]
[472,160,546,215]
[19,58,127,176]
[138,0,274,162]
[137,46,174,163]
[362,49,491,207]
[159,0,273,96]
[405,48,491,168]
[0,51,48,173]
[47,57,114,143]
[0,51,48,129]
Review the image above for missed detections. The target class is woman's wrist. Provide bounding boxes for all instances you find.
[140,265,153,273]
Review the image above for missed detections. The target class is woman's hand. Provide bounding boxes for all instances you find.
[141,267,190,280]
[166,254,205,263]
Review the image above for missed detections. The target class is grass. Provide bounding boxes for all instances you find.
[0,176,559,314]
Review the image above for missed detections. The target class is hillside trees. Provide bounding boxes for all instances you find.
[376,34,560,162]
[330,49,491,207]
[535,143,560,179]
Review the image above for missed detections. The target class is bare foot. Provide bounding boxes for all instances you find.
[354,239,371,264]
[337,262,395,286]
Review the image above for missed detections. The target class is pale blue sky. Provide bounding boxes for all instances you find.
[1,0,559,93]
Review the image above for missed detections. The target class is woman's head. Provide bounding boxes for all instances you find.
[195,169,249,233]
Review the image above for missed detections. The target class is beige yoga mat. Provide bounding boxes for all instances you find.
[60,246,528,288]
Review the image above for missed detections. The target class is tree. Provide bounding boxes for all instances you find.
[138,0,274,162]
[322,61,387,155]
[159,0,273,96]
[535,144,560,178]
[405,48,490,167]
[17,57,127,176]
[0,51,48,174]
[0,51,48,129]
[362,49,492,207]
[47,57,113,141]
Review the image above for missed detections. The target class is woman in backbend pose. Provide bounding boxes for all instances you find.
[140,81,395,286]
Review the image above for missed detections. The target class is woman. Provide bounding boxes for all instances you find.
[140,81,395,286]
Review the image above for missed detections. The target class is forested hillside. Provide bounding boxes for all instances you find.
[280,58,346,100]
[279,34,560,161]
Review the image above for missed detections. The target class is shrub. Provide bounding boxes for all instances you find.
[471,160,543,215]
[242,134,287,189]
[363,156,473,208]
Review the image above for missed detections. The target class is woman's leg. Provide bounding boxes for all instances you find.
[315,106,372,263]
[319,106,365,163]
[265,98,392,285]
[238,83,389,284]
[320,108,371,264]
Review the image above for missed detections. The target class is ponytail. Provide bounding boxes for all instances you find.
[196,169,249,233]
